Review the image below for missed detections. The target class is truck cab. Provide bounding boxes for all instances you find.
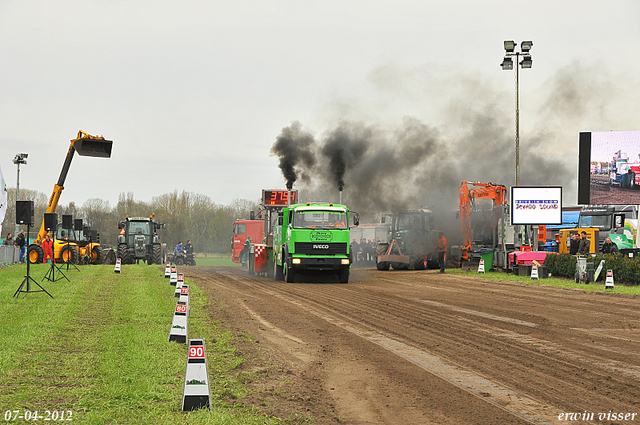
[273,202,356,283]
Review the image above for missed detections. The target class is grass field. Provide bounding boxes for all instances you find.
[0,263,278,425]
[448,267,640,295]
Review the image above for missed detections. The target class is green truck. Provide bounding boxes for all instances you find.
[272,202,358,283]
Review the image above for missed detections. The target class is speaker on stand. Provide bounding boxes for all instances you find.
[14,202,53,298]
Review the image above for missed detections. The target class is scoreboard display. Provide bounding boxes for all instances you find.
[262,190,298,207]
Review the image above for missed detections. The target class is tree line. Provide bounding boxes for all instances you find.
[1,188,260,254]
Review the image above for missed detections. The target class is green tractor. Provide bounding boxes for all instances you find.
[376,208,441,270]
[117,214,166,264]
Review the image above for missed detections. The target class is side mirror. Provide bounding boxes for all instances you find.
[278,211,283,226]
[353,212,360,227]
[118,221,124,229]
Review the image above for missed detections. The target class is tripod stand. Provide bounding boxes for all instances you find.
[14,225,54,298]
[42,233,69,283]
[66,229,80,272]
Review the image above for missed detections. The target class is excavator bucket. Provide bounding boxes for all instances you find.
[74,138,113,158]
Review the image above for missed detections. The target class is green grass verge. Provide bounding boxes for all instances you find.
[0,264,277,424]
[446,267,640,295]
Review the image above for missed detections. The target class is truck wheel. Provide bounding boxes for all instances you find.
[631,173,636,189]
[151,244,162,265]
[273,259,284,281]
[88,246,105,264]
[284,263,296,283]
[28,244,44,264]
[377,261,390,271]
[59,245,78,264]
[338,267,349,283]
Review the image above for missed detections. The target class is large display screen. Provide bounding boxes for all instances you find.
[511,186,562,225]
[578,131,640,205]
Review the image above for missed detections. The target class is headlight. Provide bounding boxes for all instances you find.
[292,258,301,264]
[341,259,350,265]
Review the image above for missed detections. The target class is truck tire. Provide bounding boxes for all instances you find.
[273,259,284,281]
[59,245,78,264]
[88,246,105,264]
[117,243,130,265]
[151,244,162,265]
[631,173,636,189]
[338,266,349,283]
[27,244,44,264]
[284,262,296,283]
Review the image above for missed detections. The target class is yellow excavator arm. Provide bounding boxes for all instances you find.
[34,131,112,243]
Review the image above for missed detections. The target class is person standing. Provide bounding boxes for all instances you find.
[42,234,54,263]
[601,236,619,254]
[184,240,194,255]
[578,231,591,255]
[15,230,26,262]
[569,233,580,255]
[436,232,447,273]
[2,233,13,245]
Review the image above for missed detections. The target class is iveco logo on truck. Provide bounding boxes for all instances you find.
[313,244,330,249]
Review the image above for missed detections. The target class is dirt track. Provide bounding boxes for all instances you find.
[184,266,640,425]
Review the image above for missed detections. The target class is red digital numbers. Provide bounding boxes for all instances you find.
[189,346,205,358]
[264,190,297,206]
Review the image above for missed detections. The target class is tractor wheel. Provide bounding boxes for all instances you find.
[411,255,426,270]
[151,244,162,265]
[59,245,79,264]
[117,243,130,265]
[104,249,116,265]
[28,244,44,264]
[376,261,390,271]
[88,246,105,264]
[284,262,296,283]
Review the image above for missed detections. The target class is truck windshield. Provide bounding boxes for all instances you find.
[293,210,348,229]
[579,215,611,230]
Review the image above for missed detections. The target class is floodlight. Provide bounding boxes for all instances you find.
[521,41,533,52]
[501,57,513,70]
[520,56,533,69]
[503,40,516,52]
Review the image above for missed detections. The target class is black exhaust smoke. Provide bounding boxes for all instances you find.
[270,121,316,190]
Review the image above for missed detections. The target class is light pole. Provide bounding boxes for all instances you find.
[12,153,28,236]
[501,40,533,188]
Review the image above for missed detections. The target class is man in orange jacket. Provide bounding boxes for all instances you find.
[42,233,54,263]
[435,232,447,273]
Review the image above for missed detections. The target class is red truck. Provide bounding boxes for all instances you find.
[231,219,264,264]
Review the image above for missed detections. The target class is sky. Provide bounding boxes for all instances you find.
[1,1,639,213]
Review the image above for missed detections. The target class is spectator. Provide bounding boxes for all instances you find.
[601,236,619,254]
[578,231,591,255]
[569,233,580,255]
[15,231,26,262]
[2,233,13,246]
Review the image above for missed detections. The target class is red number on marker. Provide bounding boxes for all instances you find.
[189,346,204,358]
[176,305,187,313]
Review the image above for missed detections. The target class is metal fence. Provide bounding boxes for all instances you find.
[0,245,21,266]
